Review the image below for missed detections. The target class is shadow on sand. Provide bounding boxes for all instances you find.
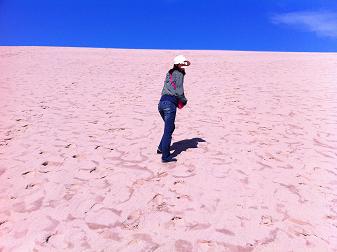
[170,137,206,158]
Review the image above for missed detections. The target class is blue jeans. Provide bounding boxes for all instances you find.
[158,100,176,160]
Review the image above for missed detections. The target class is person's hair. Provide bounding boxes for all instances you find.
[169,64,185,75]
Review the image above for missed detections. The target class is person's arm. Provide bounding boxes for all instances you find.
[174,72,188,105]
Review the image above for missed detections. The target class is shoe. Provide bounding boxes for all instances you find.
[161,157,177,163]
[157,148,162,154]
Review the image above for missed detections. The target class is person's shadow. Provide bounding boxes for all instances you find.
[170,137,206,158]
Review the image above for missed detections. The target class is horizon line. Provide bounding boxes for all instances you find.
[0,44,336,54]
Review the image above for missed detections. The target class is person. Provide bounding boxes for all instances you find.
[157,55,191,163]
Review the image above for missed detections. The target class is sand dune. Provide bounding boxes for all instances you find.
[1,46,337,251]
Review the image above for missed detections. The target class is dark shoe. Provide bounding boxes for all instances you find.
[161,157,177,163]
[157,148,162,154]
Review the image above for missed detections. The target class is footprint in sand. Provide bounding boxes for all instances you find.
[260,215,273,226]
[0,220,8,227]
[173,180,185,185]
[25,184,35,189]
[44,233,56,243]
[122,210,142,230]
[175,239,193,252]
[148,194,168,211]
[89,167,97,173]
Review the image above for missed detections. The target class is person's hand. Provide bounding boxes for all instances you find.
[178,100,185,109]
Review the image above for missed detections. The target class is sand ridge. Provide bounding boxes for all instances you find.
[0,46,337,251]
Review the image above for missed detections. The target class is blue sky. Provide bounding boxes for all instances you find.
[0,0,336,52]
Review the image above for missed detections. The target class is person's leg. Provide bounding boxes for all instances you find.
[160,102,176,160]
[158,102,165,153]
[158,140,163,153]
[158,106,165,152]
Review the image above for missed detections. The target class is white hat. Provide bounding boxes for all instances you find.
[173,55,187,65]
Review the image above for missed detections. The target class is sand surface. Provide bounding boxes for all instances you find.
[1,46,337,251]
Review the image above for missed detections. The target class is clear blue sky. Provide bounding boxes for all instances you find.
[0,0,336,52]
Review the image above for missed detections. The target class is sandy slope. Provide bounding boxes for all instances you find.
[0,46,337,251]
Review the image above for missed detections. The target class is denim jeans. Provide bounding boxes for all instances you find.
[158,100,176,160]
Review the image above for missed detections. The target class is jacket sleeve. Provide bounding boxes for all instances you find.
[174,72,188,105]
